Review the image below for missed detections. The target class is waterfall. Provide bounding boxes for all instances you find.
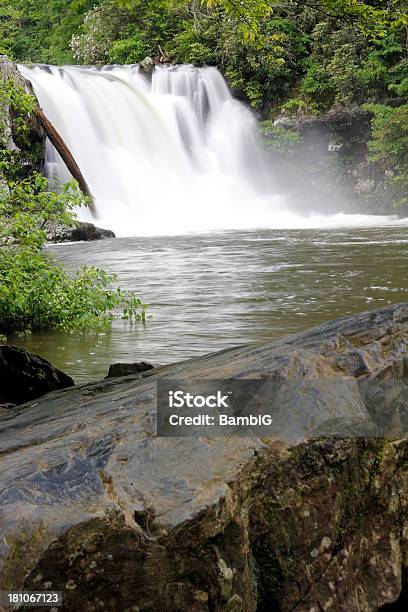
[19,63,403,236]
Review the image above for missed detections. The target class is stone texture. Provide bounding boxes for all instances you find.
[268,106,400,216]
[46,220,116,243]
[0,345,74,406]
[0,304,408,610]
[139,56,155,75]
[106,361,155,378]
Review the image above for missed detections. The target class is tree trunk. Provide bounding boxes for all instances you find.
[34,106,96,216]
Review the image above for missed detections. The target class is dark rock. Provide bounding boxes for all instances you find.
[1,305,408,610]
[106,361,155,378]
[268,106,400,215]
[0,345,74,406]
[46,220,115,243]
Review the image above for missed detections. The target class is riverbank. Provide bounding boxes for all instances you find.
[1,303,407,609]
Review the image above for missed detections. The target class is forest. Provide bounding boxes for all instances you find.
[1,0,407,198]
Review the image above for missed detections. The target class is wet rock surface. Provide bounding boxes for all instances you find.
[46,220,116,243]
[106,361,155,378]
[1,304,408,610]
[0,345,74,406]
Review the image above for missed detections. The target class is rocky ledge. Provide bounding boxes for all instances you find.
[1,304,408,611]
[268,106,404,215]
[46,220,116,243]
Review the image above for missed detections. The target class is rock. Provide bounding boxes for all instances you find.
[46,220,115,242]
[0,345,74,406]
[139,56,155,75]
[0,55,45,176]
[355,177,376,193]
[273,116,298,130]
[266,106,400,215]
[1,304,408,610]
[106,361,155,378]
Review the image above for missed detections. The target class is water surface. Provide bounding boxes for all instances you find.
[15,227,408,383]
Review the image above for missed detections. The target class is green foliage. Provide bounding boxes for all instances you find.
[204,0,401,42]
[0,78,36,136]
[0,174,146,334]
[0,78,44,185]
[71,0,180,65]
[260,121,303,155]
[0,54,146,337]
[365,103,408,206]
[2,1,408,114]
[0,0,96,63]
[1,173,79,247]
[281,98,319,116]
[0,77,37,168]
[277,17,408,114]
[219,14,305,109]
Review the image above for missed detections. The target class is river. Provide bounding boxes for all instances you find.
[14,226,408,383]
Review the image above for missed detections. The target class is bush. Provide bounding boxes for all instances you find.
[0,173,146,335]
[366,103,408,206]
[260,121,302,155]
[280,97,319,116]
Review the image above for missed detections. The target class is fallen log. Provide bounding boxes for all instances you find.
[34,106,97,216]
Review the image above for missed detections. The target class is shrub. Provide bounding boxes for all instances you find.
[0,173,146,335]
[366,103,408,206]
[280,98,319,116]
[260,121,302,155]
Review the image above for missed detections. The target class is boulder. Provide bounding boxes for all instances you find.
[1,305,408,610]
[0,345,74,406]
[106,361,155,378]
[46,220,115,243]
[139,56,155,75]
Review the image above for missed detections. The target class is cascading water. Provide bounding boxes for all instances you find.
[19,64,405,236]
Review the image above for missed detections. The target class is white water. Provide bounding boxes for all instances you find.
[19,64,406,236]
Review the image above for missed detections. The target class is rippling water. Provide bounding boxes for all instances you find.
[14,227,408,383]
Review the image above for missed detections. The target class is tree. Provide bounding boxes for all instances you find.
[203,0,407,41]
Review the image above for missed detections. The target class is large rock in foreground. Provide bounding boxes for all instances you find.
[1,305,408,611]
